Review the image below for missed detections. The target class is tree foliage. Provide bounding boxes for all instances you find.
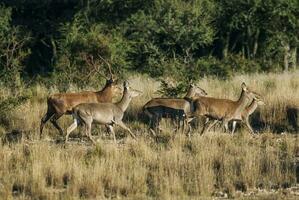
[0,0,298,87]
[0,6,31,87]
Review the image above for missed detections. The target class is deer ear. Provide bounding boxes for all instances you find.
[112,78,119,84]
[241,82,247,91]
[123,81,129,88]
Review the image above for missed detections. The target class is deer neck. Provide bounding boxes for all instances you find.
[184,88,194,98]
[246,99,258,115]
[116,89,131,112]
[97,84,112,101]
[234,90,251,115]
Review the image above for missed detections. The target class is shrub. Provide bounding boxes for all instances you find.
[0,5,31,88]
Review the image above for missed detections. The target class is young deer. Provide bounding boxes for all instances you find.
[65,81,142,144]
[192,82,259,135]
[143,84,207,135]
[231,96,265,134]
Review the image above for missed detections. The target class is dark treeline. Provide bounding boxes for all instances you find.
[0,0,298,88]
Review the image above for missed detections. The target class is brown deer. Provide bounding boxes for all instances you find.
[143,84,207,135]
[40,55,120,138]
[192,82,260,135]
[65,81,142,144]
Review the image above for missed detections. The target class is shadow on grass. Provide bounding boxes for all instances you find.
[287,106,298,132]
[250,106,298,134]
[2,129,31,145]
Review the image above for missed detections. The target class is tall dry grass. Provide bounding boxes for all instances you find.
[0,133,298,199]
[0,72,298,199]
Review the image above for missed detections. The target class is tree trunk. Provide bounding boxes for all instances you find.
[222,34,229,58]
[246,43,250,59]
[283,43,290,72]
[242,45,245,59]
[231,35,240,52]
[246,26,251,58]
[50,37,57,66]
[290,46,297,70]
[252,29,260,58]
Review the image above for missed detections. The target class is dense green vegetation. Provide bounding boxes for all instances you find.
[0,0,298,87]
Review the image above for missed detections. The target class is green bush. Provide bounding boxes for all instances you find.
[53,13,131,88]
[0,5,31,87]
[157,79,189,98]
[124,0,216,78]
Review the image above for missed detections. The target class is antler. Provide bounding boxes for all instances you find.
[82,53,109,79]
[98,54,113,80]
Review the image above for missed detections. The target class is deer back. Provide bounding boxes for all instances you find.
[193,82,256,121]
[144,98,191,112]
[48,91,97,113]
[193,96,242,120]
[48,81,117,114]
[73,102,121,125]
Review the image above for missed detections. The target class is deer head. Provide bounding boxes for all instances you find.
[190,83,208,97]
[123,81,142,98]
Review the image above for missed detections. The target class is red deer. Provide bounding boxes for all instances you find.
[231,96,265,134]
[143,84,207,136]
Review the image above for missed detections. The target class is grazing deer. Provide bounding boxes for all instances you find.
[192,82,260,135]
[231,96,265,134]
[65,81,142,144]
[143,84,207,135]
[40,55,120,138]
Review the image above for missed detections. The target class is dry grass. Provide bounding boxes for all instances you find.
[0,72,298,199]
[0,133,298,199]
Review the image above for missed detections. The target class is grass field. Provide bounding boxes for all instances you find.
[0,72,298,199]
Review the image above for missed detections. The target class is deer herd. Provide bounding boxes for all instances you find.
[40,60,265,144]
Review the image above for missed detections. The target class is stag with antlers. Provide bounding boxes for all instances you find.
[40,54,120,139]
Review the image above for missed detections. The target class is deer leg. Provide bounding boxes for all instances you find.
[86,121,96,144]
[172,117,181,133]
[181,115,190,136]
[149,115,157,137]
[107,125,116,143]
[187,120,193,137]
[116,121,136,140]
[65,118,78,143]
[185,117,195,137]
[150,115,161,136]
[200,117,210,135]
[173,118,179,133]
[222,120,229,133]
[182,117,186,135]
[231,121,237,135]
[244,118,255,135]
[50,113,64,136]
[180,115,188,135]
[206,120,220,132]
[40,111,54,139]
[177,116,182,133]
[183,118,191,137]
[145,109,157,133]
[105,125,110,136]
